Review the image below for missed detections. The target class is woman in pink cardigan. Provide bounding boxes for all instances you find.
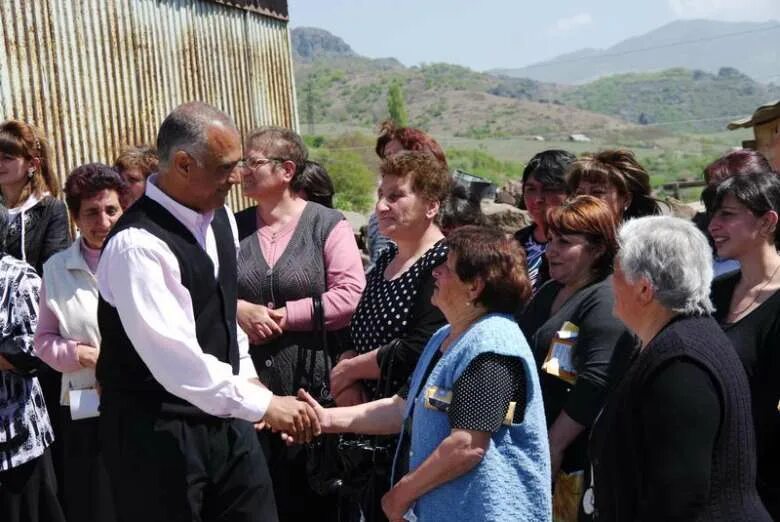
[234,127,366,521]
[34,164,127,522]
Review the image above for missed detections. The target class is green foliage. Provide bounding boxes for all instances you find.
[304,135,325,148]
[446,148,524,185]
[387,82,409,127]
[306,133,377,213]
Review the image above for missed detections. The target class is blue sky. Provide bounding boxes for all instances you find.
[288,0,780,71]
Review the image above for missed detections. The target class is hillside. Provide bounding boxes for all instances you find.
[293,27,780,135]
[493,19,780,85]
[293,27,637,138]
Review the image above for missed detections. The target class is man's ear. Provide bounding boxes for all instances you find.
[172,150,193,180]
[280,161,297,184]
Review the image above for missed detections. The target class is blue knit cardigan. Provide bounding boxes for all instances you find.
[393,313,552,521]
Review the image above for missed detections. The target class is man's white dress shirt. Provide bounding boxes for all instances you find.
[97,176,271,422]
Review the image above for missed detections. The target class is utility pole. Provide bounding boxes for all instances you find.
[306,81,315,136]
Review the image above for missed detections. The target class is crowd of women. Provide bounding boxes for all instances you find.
[0,114,778,522]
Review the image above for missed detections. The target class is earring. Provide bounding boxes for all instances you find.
[27,169,34,179]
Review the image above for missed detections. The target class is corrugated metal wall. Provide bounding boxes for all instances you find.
[0,0,298,211]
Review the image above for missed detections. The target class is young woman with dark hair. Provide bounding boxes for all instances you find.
[515,150,576,293]
[709,171,780,519]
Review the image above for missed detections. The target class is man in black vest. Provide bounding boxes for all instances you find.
[96,102,319,522]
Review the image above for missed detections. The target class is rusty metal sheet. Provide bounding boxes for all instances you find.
[0,0,298,212]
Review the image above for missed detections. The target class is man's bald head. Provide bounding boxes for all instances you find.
[156,102,237,170]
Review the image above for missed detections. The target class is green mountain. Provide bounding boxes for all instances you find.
[559,67,780,132]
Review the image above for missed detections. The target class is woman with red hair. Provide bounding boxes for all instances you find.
[517,196,636,521]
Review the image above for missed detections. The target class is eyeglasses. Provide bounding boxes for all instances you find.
[237,157,286,170]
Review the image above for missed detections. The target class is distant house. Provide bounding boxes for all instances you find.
[533,135,545,141]
[569,133,592,142]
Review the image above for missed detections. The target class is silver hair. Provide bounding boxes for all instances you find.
[156,102,236,168]
[617,216,714,315]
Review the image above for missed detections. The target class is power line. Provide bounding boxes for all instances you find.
[518,23,780,70]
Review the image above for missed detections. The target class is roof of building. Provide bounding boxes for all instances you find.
[727,100,780,130]
[208,0,288,20]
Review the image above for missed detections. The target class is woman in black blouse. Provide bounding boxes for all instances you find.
[0,121,70,274]
[517,196,635,521]
[708,171,780,519]
[329,151,450,521]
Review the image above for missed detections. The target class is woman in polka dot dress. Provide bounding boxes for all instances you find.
[329,151,450,521]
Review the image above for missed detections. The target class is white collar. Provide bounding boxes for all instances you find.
[145,174,215,239]
[7,192,46,215]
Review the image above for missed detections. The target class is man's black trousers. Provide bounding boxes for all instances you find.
[100,404,278,522]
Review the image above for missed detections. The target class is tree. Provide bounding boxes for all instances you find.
[387,82,408,127]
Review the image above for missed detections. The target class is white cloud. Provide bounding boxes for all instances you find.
[668,0,780,22]
[550,13,593,34]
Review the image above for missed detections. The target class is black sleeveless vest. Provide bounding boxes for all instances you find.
[96,196,239,414]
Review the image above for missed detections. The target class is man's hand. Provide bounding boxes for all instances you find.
[297,388,333,432]
[76,344,100,368]
[263,394,320,443]
[237,300,283,344]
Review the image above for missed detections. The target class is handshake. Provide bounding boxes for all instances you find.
[259,390,328,444]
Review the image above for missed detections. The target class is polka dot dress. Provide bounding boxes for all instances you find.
[449,352,526,430]
[350,240,448,397]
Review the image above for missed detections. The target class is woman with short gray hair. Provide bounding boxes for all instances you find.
[585,215,770,521]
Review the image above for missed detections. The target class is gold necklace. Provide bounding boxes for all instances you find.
[729,261,780,320]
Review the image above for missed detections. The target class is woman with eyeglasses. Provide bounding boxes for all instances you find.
[234,126,365,521]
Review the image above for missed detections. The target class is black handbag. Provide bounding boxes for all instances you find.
[304,297,396,502]
[304,296,348,496]
[331,345,398,505]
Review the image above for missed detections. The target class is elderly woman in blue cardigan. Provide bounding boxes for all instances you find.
[301,225,551,522]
